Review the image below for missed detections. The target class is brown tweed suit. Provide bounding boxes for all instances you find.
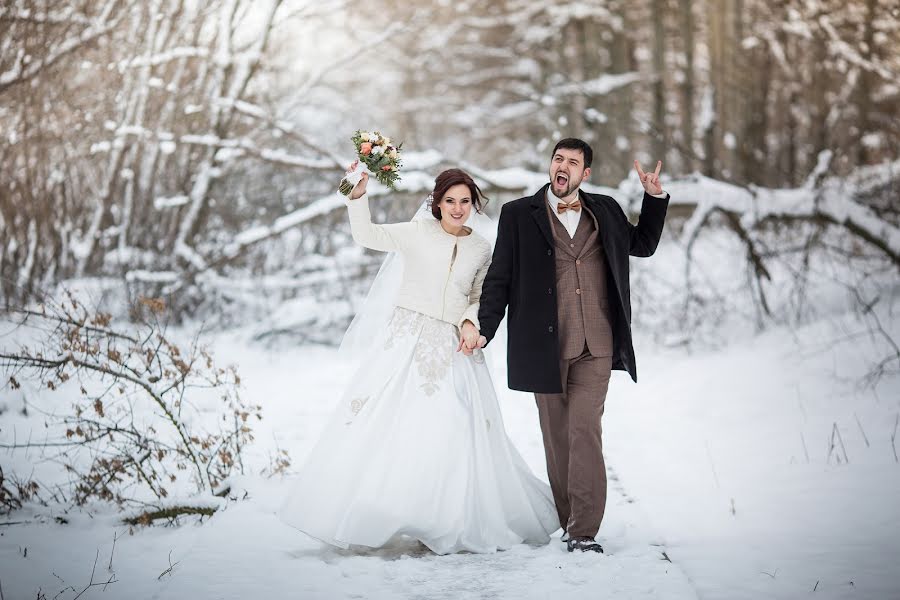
[535,201,614,539]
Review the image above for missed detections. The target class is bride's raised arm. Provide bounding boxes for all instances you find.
[345,170,417,253]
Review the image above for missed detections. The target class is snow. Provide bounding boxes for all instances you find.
[861,133,883,149]
[400,149,443,171]
[174,240,208,271]
[606,313,900,599]
[118,47,210,69]
[585,108,608,123]
[697,88,715,132]
[2,303,897,598]
[556,72,642,96]
[180,134,222,146]
[4,190,899,598]
[124,269,179,283]
[159,140,177,155]
[803,149,833,188]
[666,173,900,260]
[0,332,691,599]
[723,132,736,149]
[90,140,112,154]
[816,15,895,81]
[153,195,189,209]
[256,147,335,169]
[460,165,549,192]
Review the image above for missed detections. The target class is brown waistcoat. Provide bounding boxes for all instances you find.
[547,203,614,360]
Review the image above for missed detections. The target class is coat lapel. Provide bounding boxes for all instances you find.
[582,192,623,295]
[581,192,611,253]
[577,205,601,260]
[529,184,554,247]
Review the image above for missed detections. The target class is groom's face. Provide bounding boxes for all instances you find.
[549,148,591,198]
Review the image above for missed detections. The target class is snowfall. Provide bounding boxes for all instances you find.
[1,226,899,600]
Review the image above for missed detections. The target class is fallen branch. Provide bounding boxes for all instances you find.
[123,505,218,526]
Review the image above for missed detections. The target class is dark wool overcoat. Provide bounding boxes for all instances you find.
[478,184,669,393]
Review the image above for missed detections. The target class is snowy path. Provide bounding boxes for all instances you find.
[3,311,898,599]
[1,341,697,600]
[144,342,698,599]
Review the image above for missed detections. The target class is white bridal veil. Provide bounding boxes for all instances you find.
[338,197,497,362]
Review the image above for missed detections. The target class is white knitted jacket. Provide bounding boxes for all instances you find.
[346,194,492,330]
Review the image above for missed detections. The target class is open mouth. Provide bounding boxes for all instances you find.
[555,172,569,187]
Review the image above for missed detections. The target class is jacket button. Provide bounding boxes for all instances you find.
[547,248,552,256]
[548,325,554,332]
[548,287,553,294]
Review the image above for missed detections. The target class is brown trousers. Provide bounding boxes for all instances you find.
[535,347,612,539]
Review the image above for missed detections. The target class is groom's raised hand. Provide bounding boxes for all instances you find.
[634,159,663,196]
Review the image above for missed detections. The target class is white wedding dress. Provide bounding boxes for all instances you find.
[277,195,558,554]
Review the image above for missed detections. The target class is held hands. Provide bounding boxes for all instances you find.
[634,159,664,196]
[457,320,487,356]
[345,160,369,200]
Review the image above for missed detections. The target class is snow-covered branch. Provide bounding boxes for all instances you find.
[116,46,210,69]
[0,7,94,25]
[0,0,122,92]
[674,172,900,266]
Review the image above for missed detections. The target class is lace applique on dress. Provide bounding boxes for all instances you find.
[413,317,452,396]
[384,307,421,349]
[385,308,451,396]
[345,396,370,424]
[350,397,368,415]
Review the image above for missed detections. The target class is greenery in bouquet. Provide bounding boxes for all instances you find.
[339,130,402,196]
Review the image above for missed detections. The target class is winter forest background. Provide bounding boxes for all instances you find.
[1,1,899,599]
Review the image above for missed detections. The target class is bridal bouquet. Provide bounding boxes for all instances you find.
[339,130,403,196]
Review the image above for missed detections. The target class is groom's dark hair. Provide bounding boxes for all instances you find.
[552,138,593,169]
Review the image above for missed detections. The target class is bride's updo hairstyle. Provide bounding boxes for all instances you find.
[429,168,489,220]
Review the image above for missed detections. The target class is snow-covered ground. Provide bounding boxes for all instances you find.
[0,308,900,598]
[1,306,898,599]
[605,314,900,600]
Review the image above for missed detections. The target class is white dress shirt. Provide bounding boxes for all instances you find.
[547,188,668,239]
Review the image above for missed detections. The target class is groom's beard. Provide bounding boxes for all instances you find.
[551,175,580,199]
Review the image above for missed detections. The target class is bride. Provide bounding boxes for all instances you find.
[277,163,558,554]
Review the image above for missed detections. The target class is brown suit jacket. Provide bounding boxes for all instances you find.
[547,203,614,360]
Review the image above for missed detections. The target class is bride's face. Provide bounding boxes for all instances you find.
[437,183,474,227]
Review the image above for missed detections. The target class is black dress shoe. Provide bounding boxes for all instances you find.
[567,536,604,553]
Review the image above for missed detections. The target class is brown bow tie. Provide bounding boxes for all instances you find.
[557,200,581,213]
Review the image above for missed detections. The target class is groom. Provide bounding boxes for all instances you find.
[476,138,669,553]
